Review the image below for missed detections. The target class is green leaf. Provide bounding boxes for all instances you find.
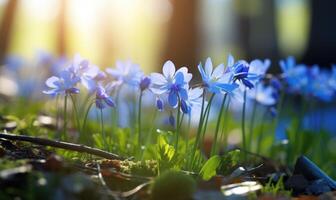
[200,155,221,181]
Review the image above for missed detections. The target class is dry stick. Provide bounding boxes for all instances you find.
[0,132,122,160]
[96,162,152,199]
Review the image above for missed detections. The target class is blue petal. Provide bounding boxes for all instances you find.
[156,97,164,111]
[95,99,105,109]
[163,60,175,78]
[181,99,190,114]
[168,92,178,107]
[179,88,188,100]
[198,63,208,82]
[104,97,115,107]
[242,79,254,89]
[150,73,167,85]
[174,72,184,85]
[217,83,239,93]
[67,87,80,94]
[45,76,59,88]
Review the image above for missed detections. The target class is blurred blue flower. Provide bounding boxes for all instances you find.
[106,60,143,87]
[270,77,282,91]
[156,97,164,111]
[4,55,24,72]
[43,70,80,96]
[140,76,151,91]
[279,56,308,93]
[169,113,175,127]
[67,54,100,92]
[95,85,116,109]
[329,65,336,91]
[150,60,191,107]
[308,67,334,102]
[247,83,277,106]
[249,59,271,80]
[198,57,238,94]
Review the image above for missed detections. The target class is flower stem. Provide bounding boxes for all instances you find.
[189,90,206,170]
[200,94,215,151]
[248,99,257,151]
[219,98,231,151]
[210,93,227,156]
[242,88,247,160]
[63,94,68,140]
[100,108,107,150]
[80,101,94,142]
[175,100,181,150]
[256,110,268,154]
[190,93,215,169]
[138,91,143,147]
[70,94,81,134]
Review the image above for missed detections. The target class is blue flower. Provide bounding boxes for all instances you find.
[247,83,277,106]
[198,57,238,94]
[329,65,336,91]
[106,60,143,87]
[140,76,151,91]
[308,66,334,102]
[95,85,116,109]
[150,60,192,107]
[67,54,100,92]
[43,70,80,96]
[249,59,271,80]
[230,60,258,89]
[180,87,203,114]
[156,97,164,111]
[279,56,308,93]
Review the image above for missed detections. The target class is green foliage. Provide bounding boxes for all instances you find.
[200,155,221,180]
[200,149,242,180]
[156,134,182,172]
[261,176,291,197]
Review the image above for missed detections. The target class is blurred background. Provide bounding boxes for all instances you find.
[0,0,335,74]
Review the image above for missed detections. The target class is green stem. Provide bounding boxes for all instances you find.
[194,93,215,168]
[242,88,247,160]
[100,108,107,150]
[70,94,81,134]
[256,110,268,154]
[80,101,94,142]
[63,94,68,140]
[138,91,143,147]
[55,96,60,138]
[189,90,206,169]
[248,99,258,151]
[185,114,191,154]
[145,109,157,145]
[200,94,215,143]
[210,93,227,156]
[175,100,181,150]
[219,98,231,151]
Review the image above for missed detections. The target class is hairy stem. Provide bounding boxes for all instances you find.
[211,93,227,156]
[242,88,247,160]
[100,109,107,150]
[138,91,143,147]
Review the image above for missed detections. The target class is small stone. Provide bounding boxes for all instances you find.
[305,179,331,195]
[285,174,309,194]
[44,154,63,171]
[0,146,6,157]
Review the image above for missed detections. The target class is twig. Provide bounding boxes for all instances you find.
[96,163,121,200]
[96,162,152,199]
[0,132,122,160]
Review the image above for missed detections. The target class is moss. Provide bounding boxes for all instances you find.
[151,170,196,200]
